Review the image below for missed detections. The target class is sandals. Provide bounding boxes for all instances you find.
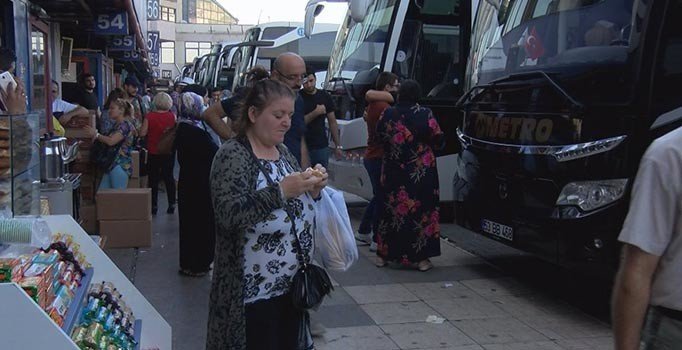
[417,260,434,272]
[375,257,388,267]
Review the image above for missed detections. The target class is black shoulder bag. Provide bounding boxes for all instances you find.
[240,137,332,349]
[90,134,124,172]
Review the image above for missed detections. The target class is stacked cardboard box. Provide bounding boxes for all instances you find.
[65,112,97,203]
[96,189,152,248]
[127,150,148,189]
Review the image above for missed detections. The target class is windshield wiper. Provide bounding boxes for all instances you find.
[329,76,355,103]
[457,71,584,115]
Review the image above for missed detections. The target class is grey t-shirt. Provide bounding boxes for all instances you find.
[618,126,682,311]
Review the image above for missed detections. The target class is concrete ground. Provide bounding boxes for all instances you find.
[106,195,615,350]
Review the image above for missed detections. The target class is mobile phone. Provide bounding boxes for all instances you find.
[0,71,16,93]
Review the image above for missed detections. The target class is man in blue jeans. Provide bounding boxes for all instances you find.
[301,71,342,168]
[356,72,400,251]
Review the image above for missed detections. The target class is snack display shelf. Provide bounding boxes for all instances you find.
[61,267,94,334]
[0,216,172,349]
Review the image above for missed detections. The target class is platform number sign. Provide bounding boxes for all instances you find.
[119,51,141,61]
[109,35,135,51]
[94,12,129,35]
[147,0,160,21]
[147,31,161,67]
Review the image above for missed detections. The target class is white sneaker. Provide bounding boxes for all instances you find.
[354,232,372,245]
[369,241,378,252]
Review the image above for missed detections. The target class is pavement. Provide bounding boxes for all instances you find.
[105,195,615,350]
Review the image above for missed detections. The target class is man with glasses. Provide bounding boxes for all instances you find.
[271,52,310,168]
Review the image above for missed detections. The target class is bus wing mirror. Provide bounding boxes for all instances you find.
[304,0,331,38]
[350,0,371,22]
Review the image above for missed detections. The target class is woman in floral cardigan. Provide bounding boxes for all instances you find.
[375,80,444,271]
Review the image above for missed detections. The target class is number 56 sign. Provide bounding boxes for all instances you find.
[94,12,129,35]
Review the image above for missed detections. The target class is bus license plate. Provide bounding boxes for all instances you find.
[481,219,514,241]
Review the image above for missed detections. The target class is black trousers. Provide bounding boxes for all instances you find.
[147,154,176,208]
[246,294,311,350]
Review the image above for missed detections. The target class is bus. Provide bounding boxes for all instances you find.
[454,0,682,269]
[231,22,339,91]
[305,0,475,216]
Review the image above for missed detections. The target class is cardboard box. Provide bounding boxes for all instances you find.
[96,188,151,220]
[79,203,97,234]
[65,128,92,139]
[70,160,94,175]
[80,181,96,202]
[99,220,152,248]
[63,114,96,129]
[131,151,140,178]
[127,177,140,188]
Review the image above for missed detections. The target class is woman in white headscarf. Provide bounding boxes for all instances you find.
[175,91,219,276]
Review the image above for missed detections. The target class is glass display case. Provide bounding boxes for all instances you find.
[0,112,41,217]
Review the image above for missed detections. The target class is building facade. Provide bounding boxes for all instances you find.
[150,0,252,83]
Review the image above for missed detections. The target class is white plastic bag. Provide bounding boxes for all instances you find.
[315,187,358,271]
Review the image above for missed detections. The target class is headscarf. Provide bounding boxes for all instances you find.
[178,92,204,123]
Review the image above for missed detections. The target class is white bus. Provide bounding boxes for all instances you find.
[231,21,340,90]
[305,0,476,218]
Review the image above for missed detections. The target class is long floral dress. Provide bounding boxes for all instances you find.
[376,102,444,263]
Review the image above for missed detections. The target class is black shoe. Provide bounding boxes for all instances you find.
[167,205,175,214]
[152,206,158,215]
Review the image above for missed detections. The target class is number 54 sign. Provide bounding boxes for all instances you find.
[94,12,129,35]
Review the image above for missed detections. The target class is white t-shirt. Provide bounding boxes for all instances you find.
[618,126,682,311]
[52,99,78,114]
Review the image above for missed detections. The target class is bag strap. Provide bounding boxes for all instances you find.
[238,136,311,266]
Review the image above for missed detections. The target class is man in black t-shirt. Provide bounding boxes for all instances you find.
[74,73,100,116]
[301,72,342,168]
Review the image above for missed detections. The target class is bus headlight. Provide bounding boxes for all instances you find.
[556,179,628,212]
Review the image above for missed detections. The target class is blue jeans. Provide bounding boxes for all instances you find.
[309,147,331,169]
[359,158,382,238]
[98,165,129,190]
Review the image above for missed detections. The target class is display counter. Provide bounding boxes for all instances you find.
[0,215,172,349]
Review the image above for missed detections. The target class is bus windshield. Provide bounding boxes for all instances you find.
[327,0,398,82]
[466,0,634,90]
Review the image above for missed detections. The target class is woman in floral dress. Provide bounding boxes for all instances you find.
[375,80,444,271]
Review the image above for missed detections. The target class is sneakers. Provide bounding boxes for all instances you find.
[354,232,372,245]
[369,241,378,252]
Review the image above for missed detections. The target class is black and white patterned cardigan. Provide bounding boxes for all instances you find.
[206,137,300,350]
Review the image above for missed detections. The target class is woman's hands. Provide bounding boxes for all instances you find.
[279,164,328,200]
[83,125,97,139]
[308,164,328,199]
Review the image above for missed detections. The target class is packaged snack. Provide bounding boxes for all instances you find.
[19,276,42,297]
[31,251,59,265]
[84,322,104,348]
[48,307,64,326]
[99,334,110,350]
[71,325,87,342]
[96,305,111,323]
[0,257,16,282]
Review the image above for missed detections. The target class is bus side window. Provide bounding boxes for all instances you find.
[650,0,682,119]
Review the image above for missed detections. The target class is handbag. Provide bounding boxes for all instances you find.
[156,124,177,155]
[90,137,123,172]
[240,137,332,349]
